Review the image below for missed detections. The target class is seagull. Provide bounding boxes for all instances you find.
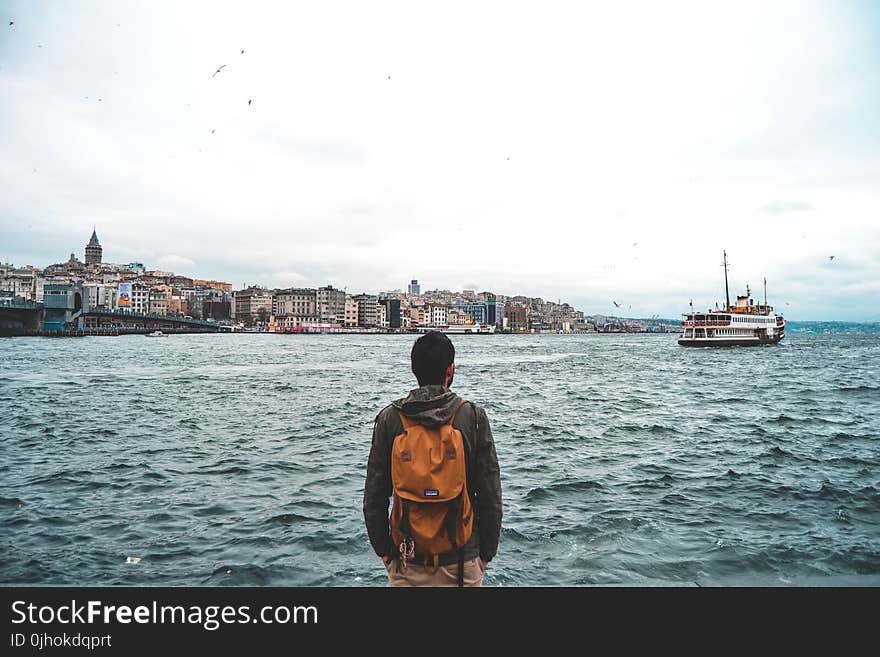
[632,242,638,247]
[211,129,215,134]
[212,64,226,78]
[9,21,13,26]
[387,75,391,80]
[240,49,245,55]
[828,255,835,261]
[248,99,252,105]
[612,301,620,308]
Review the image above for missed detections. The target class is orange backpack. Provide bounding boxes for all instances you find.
[390,399,474,573]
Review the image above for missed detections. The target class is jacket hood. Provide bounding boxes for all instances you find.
[392,385,462,428]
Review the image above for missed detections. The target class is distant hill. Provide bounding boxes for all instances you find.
[786,321,880,334]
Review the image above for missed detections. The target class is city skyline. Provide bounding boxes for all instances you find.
[2,2,879,321]
[1,223,875,323]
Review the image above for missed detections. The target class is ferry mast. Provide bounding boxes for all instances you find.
[722,250,731,312]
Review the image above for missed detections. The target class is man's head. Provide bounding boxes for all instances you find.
[411,331,455,387]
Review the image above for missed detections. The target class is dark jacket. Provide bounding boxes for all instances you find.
[363,385,502,564]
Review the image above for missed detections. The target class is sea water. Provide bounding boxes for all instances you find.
[1,332,877,585]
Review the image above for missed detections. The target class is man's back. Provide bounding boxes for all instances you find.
[363,383,502,586]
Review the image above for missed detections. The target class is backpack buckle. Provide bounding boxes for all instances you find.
[399,537,415,569]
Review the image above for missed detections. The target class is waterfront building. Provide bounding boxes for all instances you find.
[128,262,145,275]
[85,229,102,266]
[353,293,378,327]
[472,303,487,324]
[448,308,467,325]
[33,277,52,303]
[344,295,358,327]
[179,288,197,316]
[0,265,37,301]
[379,298,402,328]
[427,304,448,327]
[150,285,170,315]
[130,283,151,313]
[233,286,273,325]
[149,285,171,315]
[410,306,426,327]
[407,279,421,296]
[189,287,231,319]
[504,304,528,332]
[377,302,387,328]
[83,282,118,309]
[317,285,347,325]
[167,295,183,316]
[274,288,318,328]
[202,298,231,321]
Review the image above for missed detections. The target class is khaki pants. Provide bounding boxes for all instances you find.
[386,556,486,587]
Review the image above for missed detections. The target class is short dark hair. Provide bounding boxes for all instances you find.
[411,331,455,386]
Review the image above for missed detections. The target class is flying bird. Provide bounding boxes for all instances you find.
[212,64,226,78]
[828,255,835,261]
[612,301,620,308]
[9,21,13,26]
[240,49,245,54]
[248,99,252,105]
[211,129,215,134]
[632,242,638,247]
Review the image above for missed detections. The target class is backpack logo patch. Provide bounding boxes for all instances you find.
[424,489,439,497]
[401,451,412,462]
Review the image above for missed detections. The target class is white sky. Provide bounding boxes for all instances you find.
[2,1,879,320]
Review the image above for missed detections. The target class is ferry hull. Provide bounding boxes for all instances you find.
[678,335,784,347]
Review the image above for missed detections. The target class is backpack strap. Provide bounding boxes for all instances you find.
[447,398,468,425]
[398,412,417,430]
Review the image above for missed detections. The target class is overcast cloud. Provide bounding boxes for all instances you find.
[2,1,879,320]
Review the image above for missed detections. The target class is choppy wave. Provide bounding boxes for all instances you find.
[1,331,878,585]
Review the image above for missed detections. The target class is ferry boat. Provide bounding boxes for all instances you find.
[443,324,496,334]
[417,324,497,335]
[679,251,785,347]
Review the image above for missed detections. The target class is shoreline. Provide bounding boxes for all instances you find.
[0,329,681,338]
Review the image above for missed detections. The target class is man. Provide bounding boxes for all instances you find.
[363,331,502,587]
